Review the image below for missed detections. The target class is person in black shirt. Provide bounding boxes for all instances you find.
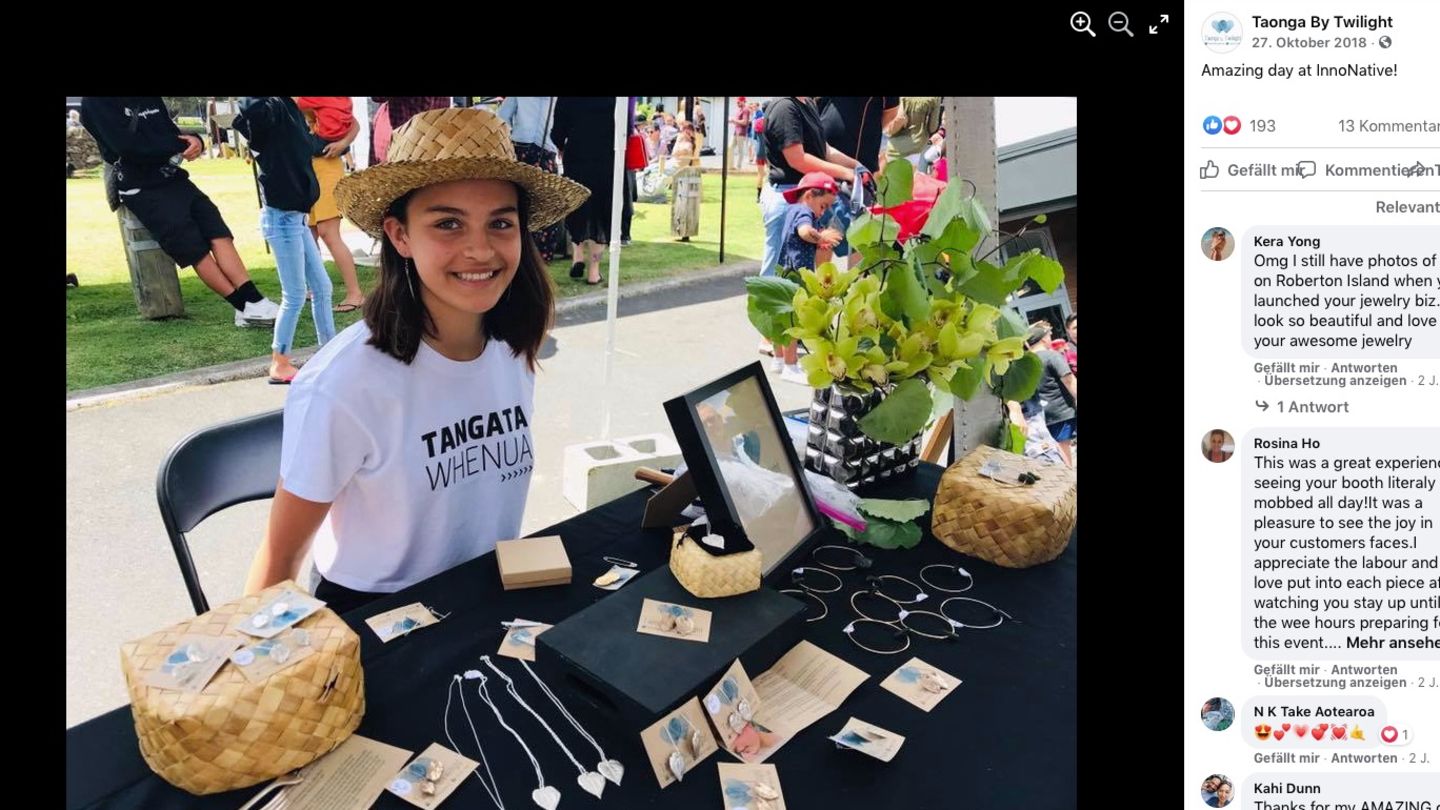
[233,97,334,383]
[79,97,281,327]
[1024,324,1078,467]
[817,97,898,265]
[817,96,898,176]
[552,97,618,285]
[759,97,864,279]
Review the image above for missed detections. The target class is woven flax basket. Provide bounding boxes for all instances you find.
[119,580,365,794]
[931,445,1077,568]
[670,529,762,598]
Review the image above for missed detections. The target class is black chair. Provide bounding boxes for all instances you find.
[156,409,284,615]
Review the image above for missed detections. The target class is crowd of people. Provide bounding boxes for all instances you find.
[73,94,1077,616]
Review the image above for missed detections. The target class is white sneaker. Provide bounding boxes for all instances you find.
[251,297,281,319]
[236,299,277,327]
[780,364,810,385]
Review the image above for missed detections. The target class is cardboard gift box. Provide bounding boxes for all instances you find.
[495,535,573,590]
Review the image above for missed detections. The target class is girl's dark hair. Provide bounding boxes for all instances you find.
[363,183,554,370]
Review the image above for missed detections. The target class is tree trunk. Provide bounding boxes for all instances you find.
[115,197,184,319]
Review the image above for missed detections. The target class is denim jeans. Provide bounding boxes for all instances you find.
[759,181,797,277]
[261,206,335,355]
[826,194,853,258]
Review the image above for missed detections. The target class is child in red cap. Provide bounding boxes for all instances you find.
[774,171,844,382]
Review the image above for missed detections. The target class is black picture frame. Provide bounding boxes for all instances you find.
[663,362,824,575]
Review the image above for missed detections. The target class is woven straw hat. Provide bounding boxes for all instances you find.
[335,107,589,239]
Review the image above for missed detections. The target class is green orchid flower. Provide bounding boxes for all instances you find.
[799,337,866,388]
[984,336,1027,381]
[964,302,1002,340]
[799,262,860,300]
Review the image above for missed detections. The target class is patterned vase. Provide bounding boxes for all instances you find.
[804,383,922,490]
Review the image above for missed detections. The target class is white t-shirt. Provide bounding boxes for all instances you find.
[280,322,536,592]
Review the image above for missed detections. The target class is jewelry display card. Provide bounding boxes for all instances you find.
[143,634,244,693]
[880,657,962,712]
[365,603,441,643]
[235,588,327,640]
[636,598,712,643]
[593,564,639,591]
[231,626,319,684]
[266,734,411,810]
[496,620,552,662]
[717,763,787,810]
[640,696,719,789]
[385,743,479,809]
[703,660,785,763]
[750,640,870,746]
[829,717,905,762]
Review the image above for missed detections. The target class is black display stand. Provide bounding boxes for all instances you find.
[536,566,807,732]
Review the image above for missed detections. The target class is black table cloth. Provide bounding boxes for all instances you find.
[67,464,1076,809]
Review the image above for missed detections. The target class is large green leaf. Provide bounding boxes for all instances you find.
[957,259,1026,307]
[1026,253,1065,293]
[930,386,955,423]
[998,352,1043,402]
[880,257,930,326]
[996,306,1029,340]
[922,177,969,240]
[1001,422,1027,455]
[876,158,914,209]
[962,196,992,234]
[846,211,881,249]
[931,216,983,256]
[875,212,902,245]
[949,359,982,400]
[858,378,932,444]
[852,517,923,550]
[745,276,801,344]
[858,498,931,522]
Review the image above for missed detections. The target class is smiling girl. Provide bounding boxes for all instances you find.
[244,108,589,612]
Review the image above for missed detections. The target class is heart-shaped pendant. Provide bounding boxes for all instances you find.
[597,758,624,786]
[728,711,747,734]
[578,771,606,798]
[532,785,562,810]
[752,782,780,800]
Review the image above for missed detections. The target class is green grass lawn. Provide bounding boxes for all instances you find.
[66,160,762,392]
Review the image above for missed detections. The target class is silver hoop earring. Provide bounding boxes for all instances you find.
[919,564,974,594]
[896,608,961,640]
[811,544,873,572]
[864,574,928,605]
[939,596,1016,630]
[849,589,903,623]
[779,589,828,623]
[790,566,842,594]
[842,619,911,655]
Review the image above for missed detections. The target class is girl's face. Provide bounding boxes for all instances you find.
[384,178,523,325]
[1216,784,1232,804]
